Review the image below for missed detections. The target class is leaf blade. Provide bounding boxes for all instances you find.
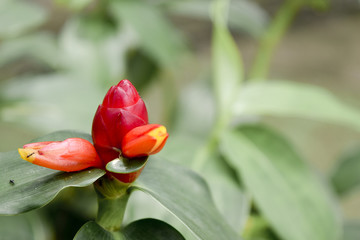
[75,219,185,240]
[74,221,123,240]
[0,131,105,215]
[331,146,360,196]
[123,218,185,240]
[212,0,243,115]
[110,1,186,68]
[221,125,341,240]
[132,158,241,240]
[233,81,360,131]
[0,0,47,38]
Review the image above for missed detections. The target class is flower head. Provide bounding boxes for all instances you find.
[18,80,168,184]
[92,79,148,166]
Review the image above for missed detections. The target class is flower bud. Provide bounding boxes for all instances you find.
[18,138,102,172]
[92,80,148,165]
[121,124,169,158]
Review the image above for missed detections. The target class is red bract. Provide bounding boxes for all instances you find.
[92,79,148,166]
[18,138,102,172]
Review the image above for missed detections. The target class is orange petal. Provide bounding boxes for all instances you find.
[19,138,102,172]
[121,124,168,158]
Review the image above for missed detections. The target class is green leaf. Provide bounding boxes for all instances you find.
[141,133,249,233]
[0,0,47,38]
[0,130,105,215]
[106,157,148,174]
[74,221,123,240]
[221,125,341,240]
[59,16,126,83]
[110,1,186,68]
[344,221,360,240]
[0,212,51,240]
[58,16,130,84]
[123,218,185,240]
[212,0,243,116]
[202,153,249,231]
[233,81,360,131]
[0,74,103,132]
[55,0,93,10]
[75,219,185,240]
[30,130,93,142]
[0,32,59,69]
[131,158,241,240]
[330,146,360,196]
[168,0,268,37]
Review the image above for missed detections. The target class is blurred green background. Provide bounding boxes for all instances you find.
[1,0,360,239]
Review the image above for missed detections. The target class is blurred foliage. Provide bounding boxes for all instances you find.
[0,212,51,240]
[1,0,360,240]
[331,146,360,196]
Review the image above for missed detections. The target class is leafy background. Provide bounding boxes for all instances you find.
[1,0,360,239]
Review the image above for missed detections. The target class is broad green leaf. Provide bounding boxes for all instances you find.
[212,0,243,116]
[0,130,105,215]
[158,133,249,231]
[0,212,51,240]
[75,219,185,240]
[0,74,103,132]
[0,0,47,38]
[202,153,250,232]
[126,135,248,238]
[168,0,268,37]
[331,146,360,196]
[158,80,249,229]
[55,0,93,10]
[74,221,123,240]
[110,1,187,68]
[344,221,360,240]
[59,17,131,83]
[123,191,196,240]
[221,125,341,240]
[123,218,185,240]
[0,32,59,69]
[131,158,241,240]
[31,130,93,142]
[233,81,360,131]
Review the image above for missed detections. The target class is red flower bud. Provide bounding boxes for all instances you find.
[121,124,168,158]
[18,138,102,172]
[92,80,148,165]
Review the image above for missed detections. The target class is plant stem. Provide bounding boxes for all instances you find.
[94,175,131,231]
[248,0,303,81]
[192,0,236,171]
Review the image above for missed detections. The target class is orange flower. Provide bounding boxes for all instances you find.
[121,124,168,158]
[18,138,102,172]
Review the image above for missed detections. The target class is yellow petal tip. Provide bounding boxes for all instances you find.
[18,148,36,163]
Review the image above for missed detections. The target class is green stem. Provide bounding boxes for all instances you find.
[248,0,303,81]
[94,175,131,231]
